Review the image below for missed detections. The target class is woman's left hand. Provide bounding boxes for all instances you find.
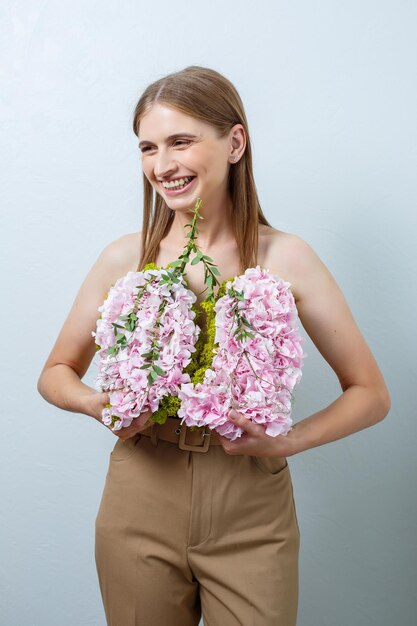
[216,409,297,458]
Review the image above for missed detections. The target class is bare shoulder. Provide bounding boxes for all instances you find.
[99,231,142,281]
[260,224,312,256]
[259,226,321,301]
[105,230,142,268]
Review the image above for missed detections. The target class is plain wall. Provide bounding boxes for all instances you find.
[1,1,416,625]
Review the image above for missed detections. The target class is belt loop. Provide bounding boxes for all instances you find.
[150,423,159,447]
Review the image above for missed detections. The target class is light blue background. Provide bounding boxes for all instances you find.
[1,1,416,625]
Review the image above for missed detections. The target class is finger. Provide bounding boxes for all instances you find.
[220,431,254,456]
[217,422,252,452]
[228,409,263,437]
[138,410,153,428]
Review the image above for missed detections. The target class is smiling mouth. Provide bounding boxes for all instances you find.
[161,175,195,188]
[160,176,196,193]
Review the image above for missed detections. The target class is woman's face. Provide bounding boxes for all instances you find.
[138,103,235,212]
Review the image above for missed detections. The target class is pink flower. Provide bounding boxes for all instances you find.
[178,266,305,439]
[93,268,200,430]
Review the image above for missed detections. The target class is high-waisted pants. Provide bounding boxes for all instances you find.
[95,419,301,626]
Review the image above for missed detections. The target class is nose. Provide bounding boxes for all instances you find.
[154,149,177,180]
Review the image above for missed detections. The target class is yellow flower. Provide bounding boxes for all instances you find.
[142,263,232,422]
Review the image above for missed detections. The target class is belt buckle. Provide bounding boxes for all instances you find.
[178,422,211,453]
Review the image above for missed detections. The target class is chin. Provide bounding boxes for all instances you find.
[165,194,202,210]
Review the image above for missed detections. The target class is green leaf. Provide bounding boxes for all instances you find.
[202,255,214,262]
[190,256,200,265]
[139,363,152,369]
[211,266,220,276]
[153,365,166,376]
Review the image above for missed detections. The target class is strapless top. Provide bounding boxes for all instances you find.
[94,262,303,432]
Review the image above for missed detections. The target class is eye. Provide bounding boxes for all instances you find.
[140,139,191,153]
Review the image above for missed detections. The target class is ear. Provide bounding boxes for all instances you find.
[229,124,246,156]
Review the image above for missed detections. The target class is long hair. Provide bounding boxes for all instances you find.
[132,65,272,274]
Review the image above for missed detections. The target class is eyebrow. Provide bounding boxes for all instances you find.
[138,133,198,149]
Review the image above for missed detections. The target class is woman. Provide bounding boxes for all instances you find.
[37,65,391,626]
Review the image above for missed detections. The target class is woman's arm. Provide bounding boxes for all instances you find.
[37,233,140,421]
[284,235,391,456]
[218,235,390,459]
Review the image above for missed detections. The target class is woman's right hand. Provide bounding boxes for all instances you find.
[81,390,154,440]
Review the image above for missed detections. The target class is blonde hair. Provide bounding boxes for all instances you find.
[132,65,272,274]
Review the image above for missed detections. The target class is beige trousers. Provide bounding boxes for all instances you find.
[95,418,301,626]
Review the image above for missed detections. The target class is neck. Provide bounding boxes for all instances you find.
[168,195,235,250]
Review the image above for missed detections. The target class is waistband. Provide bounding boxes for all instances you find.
[140,417,223,453]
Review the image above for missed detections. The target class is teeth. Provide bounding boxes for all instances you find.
[162,176,194,189]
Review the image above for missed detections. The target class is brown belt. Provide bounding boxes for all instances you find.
[140,417,223,453]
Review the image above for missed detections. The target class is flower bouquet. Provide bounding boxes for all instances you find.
[92,198,305,440]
